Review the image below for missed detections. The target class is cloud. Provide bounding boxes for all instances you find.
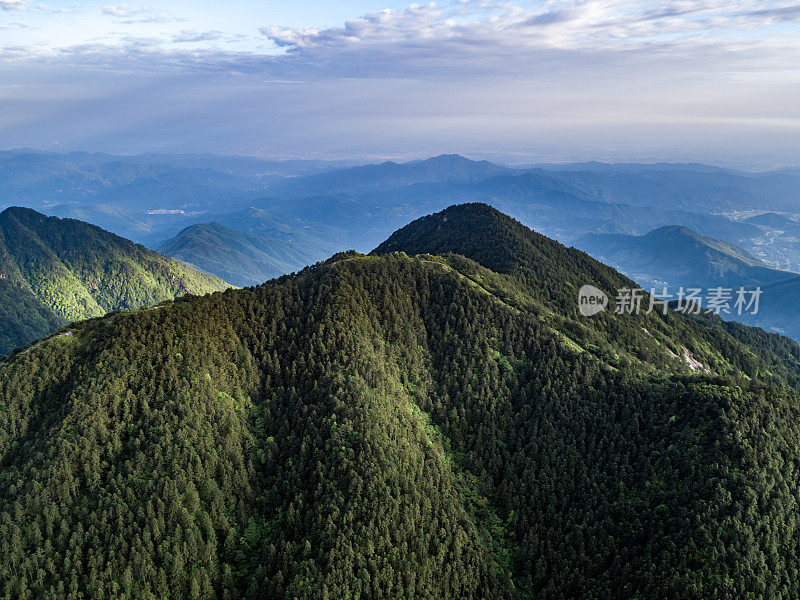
[260,4,450,50]
[259,0,800,57]
[121,15,183,24]
[101,5,132,17]
[35,4,74,13]
[745,4,800,22]
[101,4,183,24]
[0,21,27,28]
[1,1,800,163]
[172,30,222,43]
[0,0,25,11]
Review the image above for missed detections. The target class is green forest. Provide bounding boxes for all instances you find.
[0,207,230,356]
[2,203,800,599]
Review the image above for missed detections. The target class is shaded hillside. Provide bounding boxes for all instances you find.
[0,207,229,354]
[159,208,342,285]
[160,222,305,287]
[0,281,62,357]
[733,275,800,342]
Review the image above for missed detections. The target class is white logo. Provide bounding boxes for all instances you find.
[578,285,608,316]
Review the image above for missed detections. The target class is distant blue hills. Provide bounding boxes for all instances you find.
[5,149,800,338]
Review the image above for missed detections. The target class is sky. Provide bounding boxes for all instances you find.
[1,0,799,166]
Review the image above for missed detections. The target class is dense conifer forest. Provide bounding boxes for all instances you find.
[0,207,230,355]
[2,203,800,599]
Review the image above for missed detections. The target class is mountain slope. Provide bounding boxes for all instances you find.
[3,204,800,598]
[159,208,342,285]
[372,204,800,382]
[212,207,344,265]
[731,275,800,342]
[0,281,62,356]
[574,225,794,289]
[744,212,800,229]
[159,222,305,286]
[0,207,230,355]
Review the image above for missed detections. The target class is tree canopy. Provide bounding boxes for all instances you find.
[2,204,800,599]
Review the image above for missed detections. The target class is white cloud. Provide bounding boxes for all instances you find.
[35,3,73,12]
[1,1,800,163]
[173,30,222,44]
[100,4,183,24]
[259,1,800,57]
[0,0,25,11]
[101,5,132,17]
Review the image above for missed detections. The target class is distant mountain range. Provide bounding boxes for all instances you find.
[0,150,351,215]
[267,153,512,196]
[251,156,796,259]
[8,151,793,252]
[0,207,229,355]
[574,226,793,289]
[253,159,767,254]
[7,150,800,343]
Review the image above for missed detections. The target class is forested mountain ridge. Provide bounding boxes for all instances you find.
[374,203,800,385]
[3,204,800,598]
[0,207,230,355]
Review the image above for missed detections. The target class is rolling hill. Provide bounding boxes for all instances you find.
[0,207,230,355]
[731,275,800,342]
[744,212,800,230]
[574,225,794,290]
[159,208,343,285]
[4,204,800,598]
[159,222,315,287]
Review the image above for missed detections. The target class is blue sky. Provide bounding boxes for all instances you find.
[0,1,415,50]
[1,1,799,166]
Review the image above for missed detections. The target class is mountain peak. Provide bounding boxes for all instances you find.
[643,225,765,263]
[417,153,481,165]
[0,205,48,223]
[373,203,528,271]
[645,225,705,241]
[373,202,632,311]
